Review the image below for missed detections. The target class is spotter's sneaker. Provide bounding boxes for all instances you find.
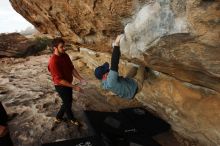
[54,118,63,124]
[70,120,80,126]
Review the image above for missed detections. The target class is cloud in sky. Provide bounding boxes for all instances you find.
[0,0,33,33]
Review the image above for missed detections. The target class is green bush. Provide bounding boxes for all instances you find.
[34,36,52,52]
[23,36,52,57]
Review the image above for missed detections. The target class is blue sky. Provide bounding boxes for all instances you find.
[0,0,33,33]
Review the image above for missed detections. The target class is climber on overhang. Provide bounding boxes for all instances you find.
[94,34,148,99]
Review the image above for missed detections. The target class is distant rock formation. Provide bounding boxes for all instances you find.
[0,33,51,58]
[19,26,37,36]
[0,33,35,57]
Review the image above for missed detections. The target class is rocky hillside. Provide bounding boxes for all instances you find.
[8,0,220,145]
[0,33,34,57]
[0,33,51,58]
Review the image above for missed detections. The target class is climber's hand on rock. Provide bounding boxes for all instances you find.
[114,34,124,46]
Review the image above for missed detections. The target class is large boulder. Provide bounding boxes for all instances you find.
[10,0,149,51]
[119,0,220,93]
[143,33,220,93]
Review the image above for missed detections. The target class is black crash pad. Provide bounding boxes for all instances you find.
[41,136,103,146]
[119,107,170,136]
[85,110,162,146]
[85,111,138,137]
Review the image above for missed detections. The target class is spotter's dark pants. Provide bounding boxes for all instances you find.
[55,86,75,120]
[0,133,13,146]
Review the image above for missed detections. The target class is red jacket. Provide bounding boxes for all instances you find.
[48,53,74,85]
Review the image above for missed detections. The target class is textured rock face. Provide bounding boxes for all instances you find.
[9,0,220,145]
[10,0,149,51]
[121,0,220,56]
[187,0,220,47]
[121,0,188,57]
[136,73,220,146]
[120,0,220,93]
[144,34,220,92]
